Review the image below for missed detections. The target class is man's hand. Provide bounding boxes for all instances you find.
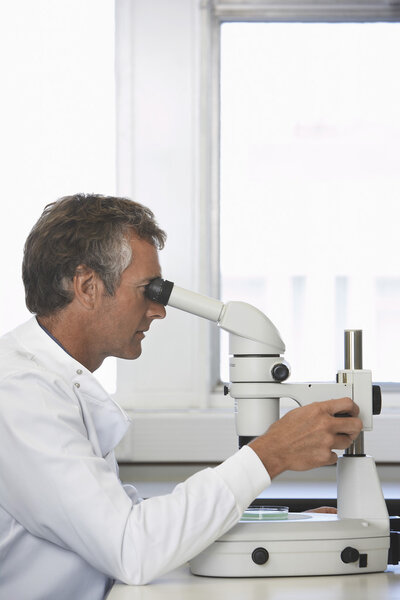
[249,397,362,480]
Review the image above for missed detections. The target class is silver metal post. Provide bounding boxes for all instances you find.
[344,329,363,370]
[344,330,364,455]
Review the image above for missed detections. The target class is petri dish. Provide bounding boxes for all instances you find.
[240,505,289,521]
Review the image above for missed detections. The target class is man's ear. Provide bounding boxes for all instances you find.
[72,265,102,310]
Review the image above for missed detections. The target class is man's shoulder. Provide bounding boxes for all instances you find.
[0,320,65,390]
[0,334,79,419]
[0,317,34,356]
[0,327,34,376]
[0,347,51,392]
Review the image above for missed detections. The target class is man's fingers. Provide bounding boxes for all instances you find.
[332,415,363,437]
[325,398,363,446]
[330,409,363,451]
[326,396,360,417]
[333,433,359,450]
[305,506,337,514]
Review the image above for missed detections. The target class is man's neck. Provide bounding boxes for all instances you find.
[36,317,73,357]
[37,312,103,372]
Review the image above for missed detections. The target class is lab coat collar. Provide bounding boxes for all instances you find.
[10,317,131,457]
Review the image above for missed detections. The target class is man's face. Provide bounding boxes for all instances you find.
[94,235,166,362]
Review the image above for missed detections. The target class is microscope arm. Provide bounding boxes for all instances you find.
[230,379,372,430]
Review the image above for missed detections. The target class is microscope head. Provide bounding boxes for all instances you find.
[145,277,286,356]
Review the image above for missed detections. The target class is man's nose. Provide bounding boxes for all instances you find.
[147,300,166,320]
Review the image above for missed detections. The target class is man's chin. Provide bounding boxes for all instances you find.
[127,346,142,360]
[133,347,143,359]
[116,343,143,361]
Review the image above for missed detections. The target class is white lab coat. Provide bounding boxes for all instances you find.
[0,318,270,600]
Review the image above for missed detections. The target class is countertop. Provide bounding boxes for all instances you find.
[109,564,400,600]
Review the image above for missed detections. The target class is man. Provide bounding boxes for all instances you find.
[0,194,362,599]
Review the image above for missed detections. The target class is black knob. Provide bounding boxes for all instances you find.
[252,547,269,565]
[271,363,290,382]
[223,385,229,396]
[341,546,360,564]
[372,385,382,415]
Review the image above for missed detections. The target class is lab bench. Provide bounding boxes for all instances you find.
[113,465,400,598]
[109,564,400,600]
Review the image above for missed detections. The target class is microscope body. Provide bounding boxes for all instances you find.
[145,279,390,577]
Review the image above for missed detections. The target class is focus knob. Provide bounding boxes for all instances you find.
[252,547,269,565]
[372,385,382,415]
[341,546,360,564]
[271,363,290,382]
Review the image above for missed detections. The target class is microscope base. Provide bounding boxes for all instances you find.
[190,513,389,577]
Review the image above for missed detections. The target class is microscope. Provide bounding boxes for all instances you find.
[145,278,390,577]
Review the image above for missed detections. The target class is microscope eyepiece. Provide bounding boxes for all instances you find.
[145,277,174,306]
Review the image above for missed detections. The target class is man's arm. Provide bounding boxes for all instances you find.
[0,371,266,585]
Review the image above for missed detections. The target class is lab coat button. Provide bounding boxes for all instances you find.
[74,382,80,388]
[76,369,83,375]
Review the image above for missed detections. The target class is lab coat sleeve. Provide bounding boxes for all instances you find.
[0,371,271,585]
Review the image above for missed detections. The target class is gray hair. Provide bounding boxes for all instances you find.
[23,194,166,316]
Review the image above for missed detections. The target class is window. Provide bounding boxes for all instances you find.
[220,19,400,386]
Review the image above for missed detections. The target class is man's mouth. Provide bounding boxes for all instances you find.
[136,328,148,337]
